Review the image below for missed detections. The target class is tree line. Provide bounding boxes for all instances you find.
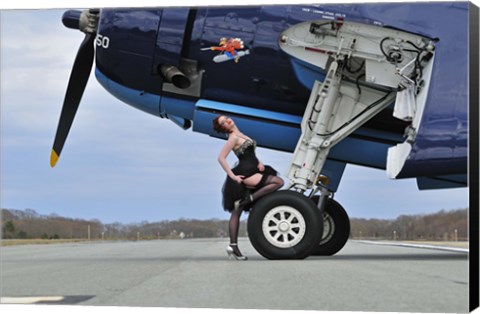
[350,209,468,241]
[1,208,236,240]
[1,207,468,241]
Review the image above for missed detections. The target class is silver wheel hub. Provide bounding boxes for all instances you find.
[279,221,290,232]
[320,212,335,245]
[262,206,306,248]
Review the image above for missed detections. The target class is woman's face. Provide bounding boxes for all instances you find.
[219,116,234,131]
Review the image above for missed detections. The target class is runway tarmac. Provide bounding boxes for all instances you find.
[0,238,470,313]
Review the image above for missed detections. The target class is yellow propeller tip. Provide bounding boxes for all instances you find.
[50,150,59,168]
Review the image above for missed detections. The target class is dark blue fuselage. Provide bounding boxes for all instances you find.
[93,2,470,190]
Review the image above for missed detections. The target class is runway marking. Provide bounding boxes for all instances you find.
[1,296,65,304]
[355,240,469,253]
[0,295,94,304]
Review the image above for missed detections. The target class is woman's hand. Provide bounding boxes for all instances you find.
[231,175,245,184]
[258,161,265,172]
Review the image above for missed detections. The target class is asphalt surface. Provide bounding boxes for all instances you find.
[0,238,470,313]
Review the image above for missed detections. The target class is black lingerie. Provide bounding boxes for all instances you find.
[221,139,277,212]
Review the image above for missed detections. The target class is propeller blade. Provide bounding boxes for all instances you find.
[51,32,95,167]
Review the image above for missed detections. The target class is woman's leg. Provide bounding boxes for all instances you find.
[228,205,244,256]
[241,173,263,188]
[250,175,284,201]
[238,175,284,209]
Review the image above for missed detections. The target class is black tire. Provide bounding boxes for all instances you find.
[247,190,323,260]
[310,197,350,256]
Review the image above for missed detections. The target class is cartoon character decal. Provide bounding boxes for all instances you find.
[201,37,250,63]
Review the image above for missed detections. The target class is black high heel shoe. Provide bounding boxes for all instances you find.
[234,192,254,211]
[226,243,248,261]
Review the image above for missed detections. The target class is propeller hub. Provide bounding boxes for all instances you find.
[79,9,100,34]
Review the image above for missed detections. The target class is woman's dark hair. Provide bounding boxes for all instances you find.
[212,115,228,134]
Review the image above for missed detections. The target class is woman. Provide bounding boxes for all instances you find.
[213,115,284,260]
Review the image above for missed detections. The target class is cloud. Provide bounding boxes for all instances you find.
[1,10,88,139]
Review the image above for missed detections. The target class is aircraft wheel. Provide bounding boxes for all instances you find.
[311,197,350,256]
[247,190,322,260]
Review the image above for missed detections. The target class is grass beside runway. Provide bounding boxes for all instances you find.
[1,239,91,246]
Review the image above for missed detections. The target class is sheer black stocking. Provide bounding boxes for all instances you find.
[251,175,284,201]
[237,175,284,210]
[228,206,243,256]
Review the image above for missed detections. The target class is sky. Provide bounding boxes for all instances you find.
[0,5,472,225]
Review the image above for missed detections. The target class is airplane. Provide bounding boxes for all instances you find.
[51,2,474,260]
